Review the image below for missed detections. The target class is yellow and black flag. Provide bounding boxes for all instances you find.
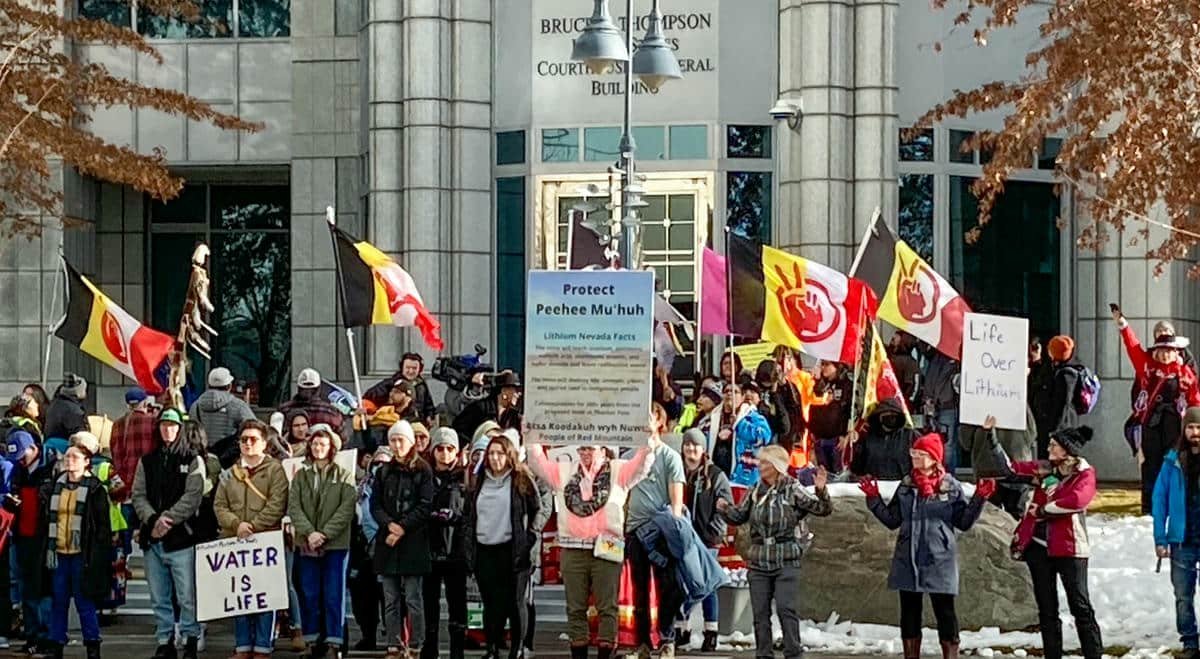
[54,259,175,393]
[331,226,444,351]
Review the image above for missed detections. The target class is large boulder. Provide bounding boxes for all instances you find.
[795,486,1037,630]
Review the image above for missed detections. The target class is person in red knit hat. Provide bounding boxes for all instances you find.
[859,433,996,659]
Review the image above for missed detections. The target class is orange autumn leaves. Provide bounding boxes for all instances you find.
[915,0,1200,276]
[0,0,259,239]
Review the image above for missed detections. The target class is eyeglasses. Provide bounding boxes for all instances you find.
[434,446,457,453]
[239,436,262,444]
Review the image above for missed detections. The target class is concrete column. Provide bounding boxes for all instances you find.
[853,0,898,240]
[366,0,493,372]
[776,0,856,270]
[291,0,363,388]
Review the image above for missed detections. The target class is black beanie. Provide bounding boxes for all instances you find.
[1053,426,1094,456]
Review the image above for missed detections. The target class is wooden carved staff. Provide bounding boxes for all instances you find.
[166,244,218,411]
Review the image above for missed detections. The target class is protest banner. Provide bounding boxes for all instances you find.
[959,312,1029,430]
[195,530,287,621]
[523,270,655,447]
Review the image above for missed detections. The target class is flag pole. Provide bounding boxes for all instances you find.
[42,253,66,389]
[326,206,365,407]
[847,206,882,278]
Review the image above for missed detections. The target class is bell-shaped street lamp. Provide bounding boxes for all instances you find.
[631,0,682,91]
[571,0,629,75]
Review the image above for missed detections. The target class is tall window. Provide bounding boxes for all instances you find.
[949,177,1061,338]
[898,174,933,262]
[496,178,526,371]
[149,183,291,405]
[642,194,698,378]
[727,172,772,243]
[81,0,289,38]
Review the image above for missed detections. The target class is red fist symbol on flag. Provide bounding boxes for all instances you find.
[774,263,835,341]
[896,258,938,324]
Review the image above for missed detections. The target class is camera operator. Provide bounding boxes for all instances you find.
[450,371,522,447]
[363,353,437,426]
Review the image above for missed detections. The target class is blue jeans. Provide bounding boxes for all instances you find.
[1173,543,1200,649]
[145,543,200,644]
[50,554,100,644]
[297,549,349,646]
[678,548,720,630]
[235,611,277,655]
[936,409,960,472]
[286,549,303,629]
[15,536,50,642]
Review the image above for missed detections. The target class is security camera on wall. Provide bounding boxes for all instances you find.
[769,97,802,128]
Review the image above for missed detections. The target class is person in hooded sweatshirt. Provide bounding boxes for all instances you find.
[1154,406,1200,659]
[849,399,917,480]
[189,367,256,448]
[43,374,88,442]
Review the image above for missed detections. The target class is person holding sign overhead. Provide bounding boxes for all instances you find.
[288,426,356,659]
[42,444,112,659]
[214,419,289,659]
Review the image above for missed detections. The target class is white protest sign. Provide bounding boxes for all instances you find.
[523,270,655,447]
[959,312,1029,430]
[195,530,288,621]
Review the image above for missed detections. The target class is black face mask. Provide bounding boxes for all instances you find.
[879,414,903,432]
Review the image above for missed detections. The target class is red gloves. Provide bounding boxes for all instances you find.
[974,478,997,500]
[858,476,881,499]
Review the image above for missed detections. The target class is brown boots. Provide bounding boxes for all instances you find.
[902,638,922,659]
[939,640,960,659]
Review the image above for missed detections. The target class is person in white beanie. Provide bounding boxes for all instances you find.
[370,420,434,659]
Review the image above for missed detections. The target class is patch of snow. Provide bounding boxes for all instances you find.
[686,513,1179,656]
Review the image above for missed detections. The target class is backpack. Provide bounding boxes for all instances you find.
[1072,364,1102,415]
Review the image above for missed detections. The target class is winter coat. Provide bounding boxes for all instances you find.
[462,468,541,573]
[808,375,853,439]
[370,456,435,576]
[279,392,348,438]
[1121,324,1200,427]
[922,351,960,413]
[451,397,521,446]
[867,475,986,595]
[429,466,468,563]
[41,472,113,602]
[706,404,772,488]
[364,374,437,423]
[189,390,256,446]
[1047,359,1082,433]
[288,459,357,551]
[1007,458,1097,559]
[850,399,917,480]
[959,407,1037,478]
[43,393,87,441]
[213,456,289,538]
[1153,449,1197,547]
[757,392,792,448]
[526,445,652,551]
[1028,359,1057,438]
[131,447,208,552]
[720,474,833,571]
[634,505,728,610]
[686,460,733,548]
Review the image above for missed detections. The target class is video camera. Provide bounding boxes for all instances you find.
[432,343,493,392]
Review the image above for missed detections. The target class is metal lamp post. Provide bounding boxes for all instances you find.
[571,0,681,270]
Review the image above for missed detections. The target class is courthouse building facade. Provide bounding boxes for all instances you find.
[0,0,1188,477]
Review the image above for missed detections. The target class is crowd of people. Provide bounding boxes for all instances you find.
[4,308,1200,659]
